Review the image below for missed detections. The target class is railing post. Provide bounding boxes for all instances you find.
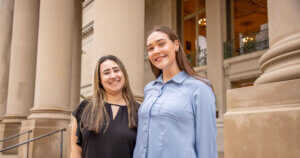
[60,130,63,158]
[27,132,30,158]
[223,29,269,59]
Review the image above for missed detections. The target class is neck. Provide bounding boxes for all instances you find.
[105,92,126,105]
[162,64,181,83]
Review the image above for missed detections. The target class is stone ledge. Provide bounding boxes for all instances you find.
[226,79,300,110]
[224,108,300,158]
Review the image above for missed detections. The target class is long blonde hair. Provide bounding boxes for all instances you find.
[80,55,139,133]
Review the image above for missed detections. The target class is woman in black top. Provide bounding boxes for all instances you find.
[71,55,139,158]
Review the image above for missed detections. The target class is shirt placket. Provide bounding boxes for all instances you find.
[142,84,165,158]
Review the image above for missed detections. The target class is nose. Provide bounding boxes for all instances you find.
[110,71,117,79]
[149,46,160,57]
[153,46,160,54]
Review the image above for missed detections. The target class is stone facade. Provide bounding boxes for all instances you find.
[224,0,300,158]
[0,0,299,157]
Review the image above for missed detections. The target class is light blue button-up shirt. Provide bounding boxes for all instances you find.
[133,71,217,158]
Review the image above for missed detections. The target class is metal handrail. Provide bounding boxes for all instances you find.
[186,49,207,67]
[0,128,66,158]
[223,29,269,59]
[0,130,32,143]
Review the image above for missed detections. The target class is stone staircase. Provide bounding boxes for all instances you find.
[0,155,18,158]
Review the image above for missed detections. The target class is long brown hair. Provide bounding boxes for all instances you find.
[146,26,211,87]
[80,55,139,133]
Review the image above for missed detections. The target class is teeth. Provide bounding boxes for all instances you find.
[110,80,120,84]
[156,56,164,61]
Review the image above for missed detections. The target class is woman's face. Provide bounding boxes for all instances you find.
[146,31,179,71]
[100,60,125,95]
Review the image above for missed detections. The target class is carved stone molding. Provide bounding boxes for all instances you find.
[82,21,94,36]
[255,33,300,85]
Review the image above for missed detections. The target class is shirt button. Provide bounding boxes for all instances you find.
[157,92,161,97]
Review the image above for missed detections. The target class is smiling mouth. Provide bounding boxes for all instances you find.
[155,56,166,62]
[109,80,120,85]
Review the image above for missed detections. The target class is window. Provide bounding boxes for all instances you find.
[181,0,207,67]
[224,0,269,59]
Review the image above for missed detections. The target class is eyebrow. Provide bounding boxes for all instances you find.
[147,39,166,47]
[103,66,119,72]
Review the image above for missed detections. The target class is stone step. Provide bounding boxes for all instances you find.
[0,155,18,158]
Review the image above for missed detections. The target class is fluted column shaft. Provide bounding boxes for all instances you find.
[2,0,39,124]
[0,0,14,121]
[206,0,227,116]
[27,0,75,120]
[206,0,227,156]
[70,0,82,111]
[18,1,76,157]
[255,0,300,85]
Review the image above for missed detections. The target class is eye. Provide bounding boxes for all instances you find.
[147,47,154,52]
[103,71,110,75]
[158,42,165,46]
[113,69,120,73]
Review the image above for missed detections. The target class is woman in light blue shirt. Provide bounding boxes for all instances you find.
[133,26,217,158]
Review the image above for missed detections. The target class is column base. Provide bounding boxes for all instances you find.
[1,114,27,124]
[0,114,27,155]
[27,106,71,120]
[0,123,22,155]
[224,79,300,158]
[18,118,70,158]
[255,33,300,85]
[216,118,224,158]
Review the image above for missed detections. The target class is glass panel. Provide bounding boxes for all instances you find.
[184,0,196,17]
[198,0,205,10]
[197,11,206,66]
[223,29,269,59]
[183,0,206,67]
[224,0,268,59]
[184,17,197,67]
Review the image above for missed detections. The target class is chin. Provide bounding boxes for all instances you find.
[111,87,123,92]
[107,89,123,95]
[153,62,168,70]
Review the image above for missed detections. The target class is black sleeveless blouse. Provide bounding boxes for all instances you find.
[72,100,137,158]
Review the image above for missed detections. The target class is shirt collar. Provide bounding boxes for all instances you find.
[154,71,189,84]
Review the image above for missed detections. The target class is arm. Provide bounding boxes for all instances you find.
[70,116,82,158]
[193,84,218,158]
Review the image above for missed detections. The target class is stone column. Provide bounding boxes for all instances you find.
[224,0,300,158]
[0,0,39,155]
[67,2,82,157]
[93,0,145,96]
[18,0,75,157]
[0,0,14,121]
[254,0,300,85]
[206,0,227,117]
[206,1,226,157]
[70,0,82,111]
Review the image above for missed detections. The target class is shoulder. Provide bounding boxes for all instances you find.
[186,76,212,89]
[144,80,155,90]
[144,80,156,93]
[186,77,216,115]
[72,99,90,120]
[186,76,214,96]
